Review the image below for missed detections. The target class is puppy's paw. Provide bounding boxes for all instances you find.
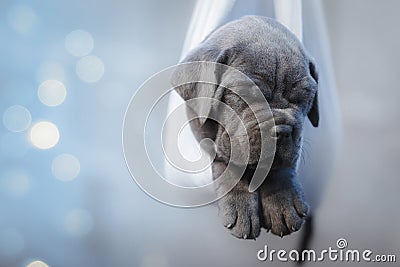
[218,189,260,239]
[260,172,309,237]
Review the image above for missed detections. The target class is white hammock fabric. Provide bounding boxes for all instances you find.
[180,0,235,60]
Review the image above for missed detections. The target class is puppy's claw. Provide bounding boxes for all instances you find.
[302,212,307,217]
[280,232,283,238]
[291,226,296,232]
[243,234,248,239]
[226,223,232,229]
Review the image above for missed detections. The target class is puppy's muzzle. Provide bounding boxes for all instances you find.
[219,119,275,166]
[270,125,293,142]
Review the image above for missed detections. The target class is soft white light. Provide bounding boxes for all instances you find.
[65,29,94,57]
[7,5,37,34]
[0,228,24,258]
[27,260,49,267]
[64,209,93,237]
[52,154,80,181]
[3,105,32,132]
[1,171,30,197]
[36,61,65,82]
[38,80,67,107]
[76,55,104,83]
[29,121,60,149]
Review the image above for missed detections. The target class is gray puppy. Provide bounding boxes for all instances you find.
[173,16,319,239]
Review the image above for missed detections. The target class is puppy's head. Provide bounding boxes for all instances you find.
[172,16,319,170]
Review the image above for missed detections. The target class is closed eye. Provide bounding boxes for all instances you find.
[292,76,317,92]
[228,84,261,98]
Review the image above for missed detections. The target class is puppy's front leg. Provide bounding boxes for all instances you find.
[260,169,309,237]
[213,161,261,239]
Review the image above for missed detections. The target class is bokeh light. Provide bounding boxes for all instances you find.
[7,4,37,34]
[0,228,24,258]
[65,29,94,57]
[29,121,60,149]
[38,80,67,107]
[1,171,30,197]
[52,154,80,181]
[26,260,49,267]
[75,55,105,83]
[3,105,32,132]
[64,209,93,237]
[36,61,65,83]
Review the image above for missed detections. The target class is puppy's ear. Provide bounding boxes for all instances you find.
[307,60,319,127]
[172,46,232,125]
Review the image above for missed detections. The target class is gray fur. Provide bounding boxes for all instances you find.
[173,16,318,239]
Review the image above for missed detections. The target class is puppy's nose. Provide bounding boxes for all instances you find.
[270,125,293,141]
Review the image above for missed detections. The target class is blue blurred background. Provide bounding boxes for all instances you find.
[0,0,399,266]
